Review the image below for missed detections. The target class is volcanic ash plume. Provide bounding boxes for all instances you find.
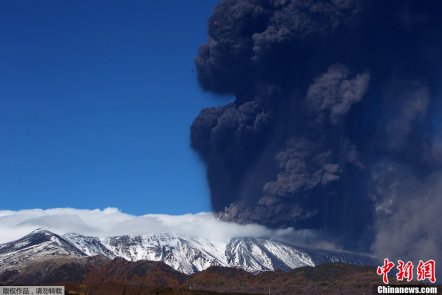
[191,0,442,257]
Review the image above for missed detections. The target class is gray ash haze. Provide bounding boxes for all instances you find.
[190,0,442,263]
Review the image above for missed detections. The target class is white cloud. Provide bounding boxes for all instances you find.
[0,207,305,244]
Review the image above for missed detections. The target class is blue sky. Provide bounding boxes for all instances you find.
[0,0,224,214]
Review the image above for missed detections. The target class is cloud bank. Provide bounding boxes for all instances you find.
[0,207,312,245]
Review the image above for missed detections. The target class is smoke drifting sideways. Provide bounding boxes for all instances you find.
[190,0,442,261]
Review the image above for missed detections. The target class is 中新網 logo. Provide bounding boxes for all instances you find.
[377,259,436,284]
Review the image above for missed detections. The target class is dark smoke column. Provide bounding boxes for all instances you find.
[191,0,442,252]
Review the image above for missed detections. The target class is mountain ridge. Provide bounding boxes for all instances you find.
[0,229,376,275]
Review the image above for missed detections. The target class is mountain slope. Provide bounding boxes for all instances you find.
[0,258,383,295]
[99,234,227,274]
[225,237,315,272]
[0,229,86,273]
[0,230,375,275]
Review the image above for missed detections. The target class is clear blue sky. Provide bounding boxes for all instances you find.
[0,0,224,214]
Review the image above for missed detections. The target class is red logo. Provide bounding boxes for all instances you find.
[377,259,436,284]
[377,258,395,284]
[417,260,436,284]
[396,260,413,282]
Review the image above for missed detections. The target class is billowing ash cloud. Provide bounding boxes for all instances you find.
[306,64,370,125]
[370,162,442,267]
[191,0,442,256]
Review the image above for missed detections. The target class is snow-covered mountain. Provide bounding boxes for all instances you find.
[0,229,375,275]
